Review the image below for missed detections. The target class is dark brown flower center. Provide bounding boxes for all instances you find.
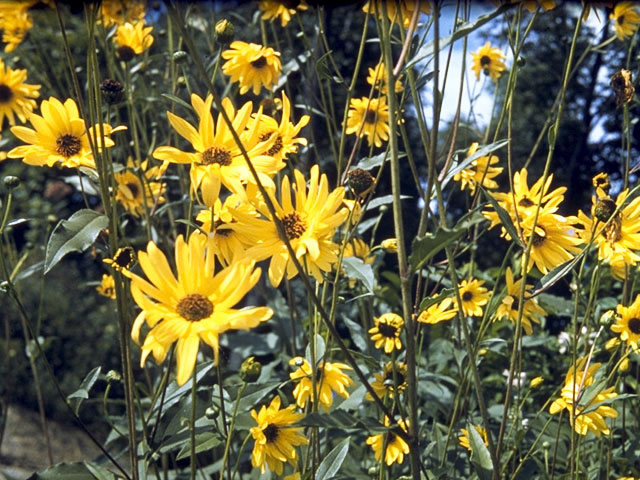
[56,134,82,157]
[213,219,233,237]
[480,55,491,66]
[263,423,279,443]
[378,322,398,338]
[109,247,135,271]
[628,317,640,334]
[510,295,519,312]
[462,291,473,302]
[251,56,267,68]
[176,293,213,322]
[200,147,232,166]
[364,109,378,124]
[0,84,13,103]
[126,182,140,198]
[518,197,535,208]
[531,228,546,247]
[604,217,623,243]
[617,14,625,25]
[266,135,283,156]
[117,45,136,62]
[281,211,306,240]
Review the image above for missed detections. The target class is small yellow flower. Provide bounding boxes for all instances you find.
[259,0,307,26]
[345,96,390,148]
[0,10,32,53]
[495,267,546,335]
[114,158,165,217]
[114,21,154,60]
[454,142,503,194]
[459,425,488,451]
[417,297,458,325]
[222,41,281,95]
[289,357,353,411]
[366,361,408,400]
[366,417,410,466]
[250,395,307,475]
[471,41,506,82]
[458,278,490,317]
[612,294,640,352]
[366,62,403,94]
[0,57,39,126]
[381,238,398,253]
[103,246,135,273]
[530,376,543,388]
[369,313,403,353]
[96,274,116,299]
[610,1,640,41]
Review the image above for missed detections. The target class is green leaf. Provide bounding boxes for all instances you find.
[356,151,406,170]
[44,209,108,274]
[409,227,465,271]
[316,437,350,480]
[442,139,509,188]
[342,256,374,292]
[467,423,493,480]
[481,187,523,248]
[418,288,455,312]
[176,432,223,460]
[67,367,102,415]
[27,462,114,479]
[530,253,584,298]
[300,411,386,433]
[161,93,195,112]
[580,393,635,415]
[367,194,411,210]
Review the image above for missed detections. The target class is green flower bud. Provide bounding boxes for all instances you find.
[3,176,20,190]
[214,19,234,45]
[239,356,262,383]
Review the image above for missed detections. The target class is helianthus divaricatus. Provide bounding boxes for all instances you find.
[366,61,403,94]
[610,1,640,41]
[362,0,431,28]
[417,297,458,325]
[8,97,125,169]
[96,274,116,299]
[259,0,307,26]
[549,357,618,437]
[366,416,410,466]
[0,7,32,53]
[459,425,489,451]
[250,395,307,475]
[458,278,490,317]
[495,267,546,335]
[366,361,408,400]
[612,294,640,353]
[369,312,404,353]
[126,231,273,386]
[114,157,165,217]
[454,142,503,194]
[114,21,154,61]
[222,41,281,95]
[0,57,39,126]
[471,41,507,82]
[345,96,390,148]
[289,357,353,411]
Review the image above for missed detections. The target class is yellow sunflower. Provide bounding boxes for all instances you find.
[100,0,146,27]
[458,278,490,317]
[459,425,489,451]
[248,91,310,162]
[471,41,507,82]
[103,246,135,273]
[231,164,349,287]
[114,21,153,61]
[549,357,618,437]
[454,142,503,194]
[96,274,116,299]
[0,58,39,126]
[114,157,165,217]
[344,237,374,264]
[127,231,273,386]
[362,0,431,28]
[8,97,124,169]
[417,297,458,325]
[345,96,390,148]
[366,417,410,466]
[153,93,283,193]
[250,395,308,475]
[366,361,408,400]
[222,41,281,95]
[494,267,546,335]
[577,190,640,273]
[610,1,640,41]
[259,0,307,26]
[0,10,32,53]
[366,62,403,94]
[289,357,353,411]
[612,294,640,352]
[369,313,404,353]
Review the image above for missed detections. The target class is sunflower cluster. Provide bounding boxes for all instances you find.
[101,0,153,61]
[258,0,308,27]
[0,1,44,53]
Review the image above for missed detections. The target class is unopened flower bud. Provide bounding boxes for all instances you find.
[173,50,188,64]
[205,406,219,420]
[106,370,122,383]
[214,19,234,45]
[100,79,125,105]
[347,168,375,198]
[542,441,551,450]
[3,175,20,190]
[381,238,398,253]
[516,55,526,67]
[239,356,262,383]
[594,198,617,222]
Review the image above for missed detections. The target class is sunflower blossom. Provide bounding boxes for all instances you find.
[459,425,489,451]
[471,41,506,82]
[366,62,403,94]
[417,297,458,325]
[577,189,640,276]
[231,164,349,287]
[153,93,283,193]
[345,96,390,148]
[114,21,154,60]
[362,0,431,28]
[259,0,307,26]
[610,2,640,41]
[8,97,125,169]
[369,313,404,353]
[289,357,353,411]
[248,91,310,162]
[0,58,39,126]
[0,9,32,53]
[495,267,546,335]
[127,232,273,386]
[458,278,490,317]
[549,357,618,437]
[612,294,640,353]
[454,142,503,194]
[366,361,408,400]
[222,41,281,95]
[250,395,308,475]
[366,417,410,466]
[114,157,165,217]
[96,274,116,299]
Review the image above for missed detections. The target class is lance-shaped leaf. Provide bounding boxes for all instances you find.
[442,139,509,188]
[316,437,350,480]
[44,209,108,273]
[409,227,465,271]
[481,187,523,248]
[67,367,102,415]
[467,422,493,480]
